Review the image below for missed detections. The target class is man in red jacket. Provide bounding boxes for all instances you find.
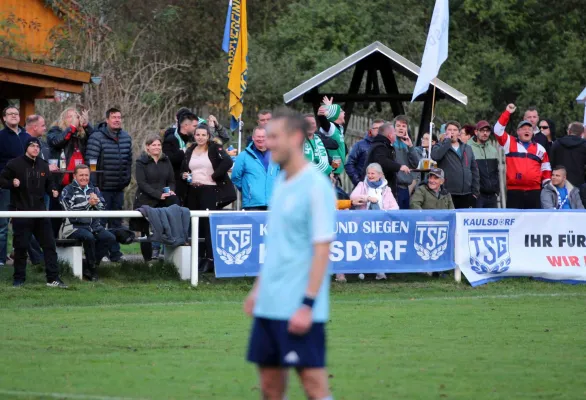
[494,103,552,209]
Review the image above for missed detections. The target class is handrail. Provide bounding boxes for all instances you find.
[0,209,266,287]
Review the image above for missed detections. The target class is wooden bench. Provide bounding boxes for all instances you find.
[56,237,200,281]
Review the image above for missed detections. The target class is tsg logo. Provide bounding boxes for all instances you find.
[216,224,252,265]
[468,229,511,274]
[414,221,449,261]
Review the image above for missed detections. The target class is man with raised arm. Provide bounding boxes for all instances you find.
[493,103,551,209]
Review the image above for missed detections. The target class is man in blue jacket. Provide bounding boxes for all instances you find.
[85,107,132,262]
[232,126,279,210]
[345,119,385,187]
[0,106,31,266]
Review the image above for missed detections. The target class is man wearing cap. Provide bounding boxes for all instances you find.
[0,137,66,288]
[493,104,552,209]
[317,97,346,178]
[469,120,500,208]
[431,120,479,209]
[410,168,454,210]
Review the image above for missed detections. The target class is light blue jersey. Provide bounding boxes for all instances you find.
[254,164,337,323]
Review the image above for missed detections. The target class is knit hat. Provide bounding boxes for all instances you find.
[25,137,41,149]
[324,104,342,122]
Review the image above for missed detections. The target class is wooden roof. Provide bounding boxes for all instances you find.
[0,56,90,99]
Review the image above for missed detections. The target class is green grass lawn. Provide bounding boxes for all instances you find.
[0,263,585,400]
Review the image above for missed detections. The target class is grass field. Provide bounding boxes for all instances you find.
[0,262,585,400]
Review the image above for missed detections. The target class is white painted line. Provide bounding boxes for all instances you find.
[3,292,586,312]
[0,389,147,400]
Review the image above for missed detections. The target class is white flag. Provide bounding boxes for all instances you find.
[411,0,449,102]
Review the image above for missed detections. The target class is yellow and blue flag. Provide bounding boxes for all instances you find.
[222,0,248,131]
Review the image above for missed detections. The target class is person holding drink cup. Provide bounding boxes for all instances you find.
[131,135,178,262]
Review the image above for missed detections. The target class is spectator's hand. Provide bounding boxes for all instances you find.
[52,190,59,198]
[169,190,176,196]
[288,306,312,335]
[352,198,365,206]
[400,165,411,174]
[367,196,378,204]
[317,106,328,116]
[322,96,333,106]
[48,163,59,172]
[208,115,218,129]
[398,133,413,147]
[506,103,516,114]
[80,110,90,127]
[88,193,99,206]
[243,292,256,317]
[160,193,171,199]
[182,172,189,180]
[12,178,20,188]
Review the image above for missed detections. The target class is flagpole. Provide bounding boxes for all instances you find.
[428,77,437,157]
[237,114,242,210]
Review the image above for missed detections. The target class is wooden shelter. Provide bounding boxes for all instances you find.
[283,41,467,136]
[0,57,90,117]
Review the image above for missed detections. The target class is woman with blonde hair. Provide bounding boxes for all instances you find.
[47,107,93,187]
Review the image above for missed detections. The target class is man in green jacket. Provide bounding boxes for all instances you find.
[410,168,454,210]
[469,120,500,208]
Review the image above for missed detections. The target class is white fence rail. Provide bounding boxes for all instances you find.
[0,210,217,287]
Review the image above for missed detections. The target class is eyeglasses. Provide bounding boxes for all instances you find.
[539,126,549,130]
[5,112,19,117]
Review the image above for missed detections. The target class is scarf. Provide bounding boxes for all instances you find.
[366,179,384,189]
[303,136,331,175]
[364,178,387,210]
[556,186,571,209]
[174,127,187,151]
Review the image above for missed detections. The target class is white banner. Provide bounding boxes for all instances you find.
[456,211,586,286]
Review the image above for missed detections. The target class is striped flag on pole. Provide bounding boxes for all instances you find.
[222,0,248,131]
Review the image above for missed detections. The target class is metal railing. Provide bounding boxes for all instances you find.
[0,210,214,287]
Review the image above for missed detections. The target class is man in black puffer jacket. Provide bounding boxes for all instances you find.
[85,107,132,262]
[550,122,586,186]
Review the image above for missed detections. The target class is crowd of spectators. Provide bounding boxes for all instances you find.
[0,99,585,286]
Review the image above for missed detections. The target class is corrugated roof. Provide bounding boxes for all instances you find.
[283,41,467,106]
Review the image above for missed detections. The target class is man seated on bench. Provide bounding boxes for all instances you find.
[60,164,116,281]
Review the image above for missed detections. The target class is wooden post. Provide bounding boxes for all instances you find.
[19,97,35,119]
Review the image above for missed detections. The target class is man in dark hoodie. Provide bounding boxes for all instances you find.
[431,120,480,208]
[85,107,132,262]
[345,119,385,186]
[0,106,31,266]
[550,122,586,186]
[0,137,66,288]
[163,111,197,202]
[365,122,411,198]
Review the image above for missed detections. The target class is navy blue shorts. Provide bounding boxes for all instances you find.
[246,317,326,368]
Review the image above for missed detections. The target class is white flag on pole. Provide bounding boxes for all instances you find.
[411,0,450,102]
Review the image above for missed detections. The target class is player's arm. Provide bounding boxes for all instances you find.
[243,277,260,317]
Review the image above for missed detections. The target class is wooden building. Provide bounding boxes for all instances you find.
[0,0,89,116]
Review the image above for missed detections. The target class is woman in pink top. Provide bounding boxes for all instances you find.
[180,124,236,273]
[349,162,399,281]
